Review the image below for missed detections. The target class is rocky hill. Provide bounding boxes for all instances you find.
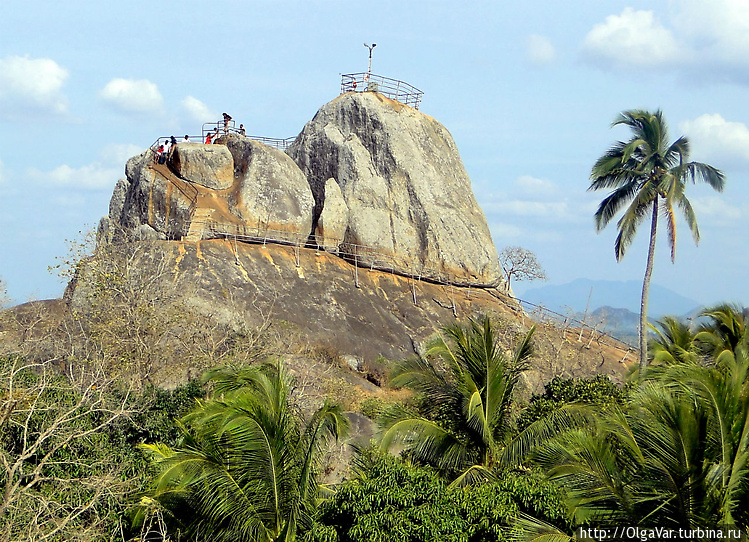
[4,89,631,397]
[101,92,502,287]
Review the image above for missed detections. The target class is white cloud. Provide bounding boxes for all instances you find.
[515,175,558,196]
[27,163,119,190]
[98,143,146,166]
[490,223,523,239]
[0,55,68,118]
[487,200,570,218]
[526,34,556,66]
[100,78,164,114]
[181,96,216,124]
[24,143,144,191]
[679,114,749,165]
[582,8,681,69]
[691,195,743,221]
[672,0,749,70]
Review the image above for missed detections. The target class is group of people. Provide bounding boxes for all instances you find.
[155,136,178,164]
[206,113,246,143]
[153,113,248,163]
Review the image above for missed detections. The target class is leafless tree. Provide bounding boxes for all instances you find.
[0,357,136,541]
[498,246,547,292]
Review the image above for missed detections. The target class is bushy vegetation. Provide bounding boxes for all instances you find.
[3,291,748,541]
[0,354,204,541]
[305,448,569,542]
[516,374,628,431]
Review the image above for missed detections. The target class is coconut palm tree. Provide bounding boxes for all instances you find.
[137,362,348,541]
[529,347,749,531]
[589,109,725,374]
[380,316,535,486]
[648,315,698,367]
[694,303,748,363]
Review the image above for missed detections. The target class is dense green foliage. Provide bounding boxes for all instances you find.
[305,449,569,542]
[516,375,628,431]
[137,362,349,542]
[0,355,204,542]
[381,317,535,485]
[5,301,748,541]
[529,308,749,532]
[589,109,725,371]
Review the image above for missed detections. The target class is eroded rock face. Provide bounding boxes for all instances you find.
[287,92,503,287]
[104,137,314,243]
[315,178,348,248]
[106,150,193,241]
[223,135,314,236]
[171,143,234,190]
[64,239,630,392]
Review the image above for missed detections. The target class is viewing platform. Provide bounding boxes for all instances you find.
[340,73,424,110]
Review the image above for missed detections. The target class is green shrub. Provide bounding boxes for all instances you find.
[304,448,569,542]
[517,375,628,431]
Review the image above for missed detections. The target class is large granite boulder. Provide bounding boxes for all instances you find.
[103,149,193,241]
[287,91,503,287]
[170,143,234,190]
[315,177,348,248]
[223,135,314,237]
[103,136,315,243]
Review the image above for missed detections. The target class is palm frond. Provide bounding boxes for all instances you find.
[509,513,574,542]
[446,464,497,489]
[676,191,700,245]
[379,417,468,472]
[684,161,726,191]
[592,179,642,231]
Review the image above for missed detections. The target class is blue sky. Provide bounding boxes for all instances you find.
[1,0,748,308]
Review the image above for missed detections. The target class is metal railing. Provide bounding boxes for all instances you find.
[147,161,200,216]
[182,219,497,288]
[246,135,297,151]
[152,132,295,151]
[183,217,635,359]
[340,73,424,109]
[202,120,235,138]
[493,292,637,362]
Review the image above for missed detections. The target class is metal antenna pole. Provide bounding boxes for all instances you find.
[364,43,376,77]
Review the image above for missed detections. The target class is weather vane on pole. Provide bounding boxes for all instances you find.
[364,42,376,81]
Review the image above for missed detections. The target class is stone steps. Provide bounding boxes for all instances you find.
[185,207,214,242]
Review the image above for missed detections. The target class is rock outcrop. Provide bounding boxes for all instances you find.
[315,177,348,249]
[287,91,503,287]
[223,135,314,236]
[64,239,629,391]
[171,143,234,190]
[101,92,504,289]
[102,135,315,244]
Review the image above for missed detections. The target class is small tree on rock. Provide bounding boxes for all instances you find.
[499,246,547,292]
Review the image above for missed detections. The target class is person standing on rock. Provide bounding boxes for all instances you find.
[239,124,246,136]
[205,132,213,144]
[222,113,232,134]
[182,135,190,143]
[155,143,165,164]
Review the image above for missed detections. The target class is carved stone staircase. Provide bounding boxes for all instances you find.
[185,207,215,242]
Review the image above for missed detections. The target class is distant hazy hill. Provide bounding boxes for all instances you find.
[587,306,640,346]
[521,278,701,318]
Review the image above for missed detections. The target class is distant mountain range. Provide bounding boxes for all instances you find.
[520,279,701,319]
[519,279,703,347]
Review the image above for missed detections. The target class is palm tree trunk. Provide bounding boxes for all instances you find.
[639,197,659,374]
